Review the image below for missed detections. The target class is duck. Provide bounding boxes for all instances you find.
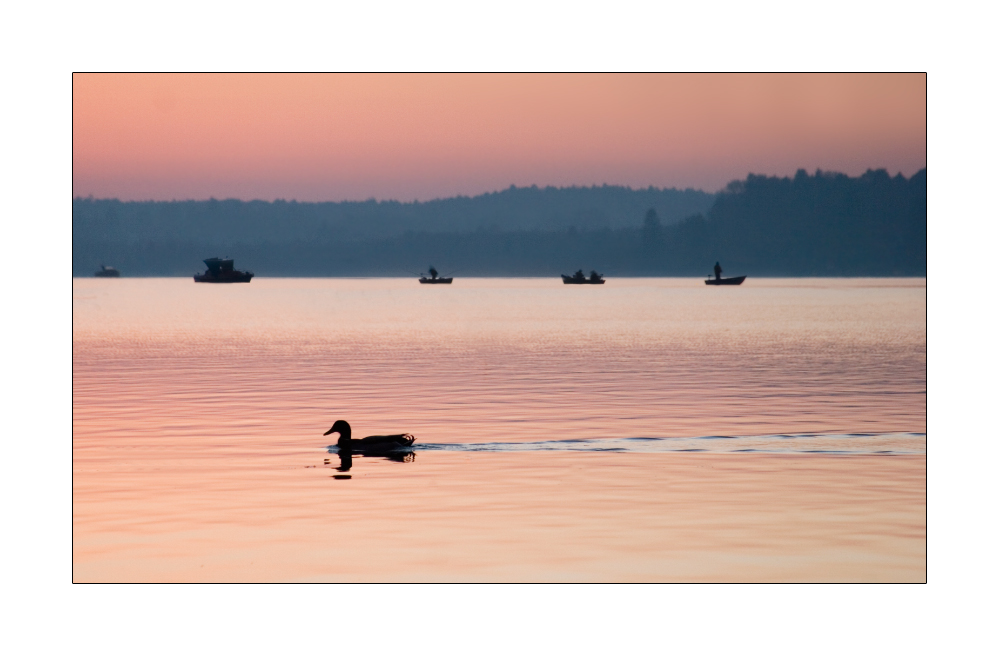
[323,419,416,451]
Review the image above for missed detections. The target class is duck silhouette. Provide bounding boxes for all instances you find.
[323,419,415,452]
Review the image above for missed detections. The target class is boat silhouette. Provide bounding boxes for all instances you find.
[562,269,605,284]
[704,275,746,286]
[94,265,120,278]
[419,266,452,284]
[194,257,254,283]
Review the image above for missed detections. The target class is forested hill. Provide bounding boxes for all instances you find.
[72,169,925,277]
[72,184,714,245]
[681,167,926,275]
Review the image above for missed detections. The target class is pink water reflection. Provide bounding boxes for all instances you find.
[73,277,925,581]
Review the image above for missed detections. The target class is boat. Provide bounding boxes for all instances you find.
[419,266,452,284]
[194,257,254,283]
[704,275,746,286]
[94,265,120,278]
[562,270,605,284]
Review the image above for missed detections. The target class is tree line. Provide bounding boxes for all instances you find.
[73,184,714,245]
[73,168,925,277]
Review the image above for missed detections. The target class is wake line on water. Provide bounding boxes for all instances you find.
[407,432,926,455]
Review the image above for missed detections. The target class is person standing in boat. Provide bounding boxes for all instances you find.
[714,261,723,280]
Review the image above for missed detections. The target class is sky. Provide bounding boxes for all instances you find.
[73,73,926,202]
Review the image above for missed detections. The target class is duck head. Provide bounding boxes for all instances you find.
[323,419,352,445]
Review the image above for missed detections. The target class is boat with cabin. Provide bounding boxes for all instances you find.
[562,270,605,284]
[194,257,254,283]
[94,265,120,278]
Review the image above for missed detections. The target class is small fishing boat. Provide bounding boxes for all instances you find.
[704,275,746,286]
[419,266,452,284]
[562,270,605,284]
[194,257,253,283]
[94,265,120,278]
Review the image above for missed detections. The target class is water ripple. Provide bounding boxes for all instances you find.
[379,432,927,455]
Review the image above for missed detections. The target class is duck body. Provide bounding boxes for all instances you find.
[323,419,415,451]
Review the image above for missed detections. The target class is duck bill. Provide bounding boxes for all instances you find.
[323,427,337,436]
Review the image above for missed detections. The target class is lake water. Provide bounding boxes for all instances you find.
[73,277,926,581]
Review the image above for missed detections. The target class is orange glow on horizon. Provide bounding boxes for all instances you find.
[73,73,926,202]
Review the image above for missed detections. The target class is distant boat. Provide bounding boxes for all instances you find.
[94,265,120,278]
[419,266,452,284]
[194,257,253,283]
[705,275,746,286]
[562,270,605,284]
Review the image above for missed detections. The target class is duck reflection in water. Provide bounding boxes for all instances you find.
[323,419,416,475]
[330,448,416,473]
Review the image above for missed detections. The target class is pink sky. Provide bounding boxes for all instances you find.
[73,73,926,202]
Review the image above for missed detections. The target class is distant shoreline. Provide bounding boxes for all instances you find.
[74,169,925,278]
[73,275,928,280]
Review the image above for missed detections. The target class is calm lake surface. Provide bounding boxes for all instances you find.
[73,278,926,581]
